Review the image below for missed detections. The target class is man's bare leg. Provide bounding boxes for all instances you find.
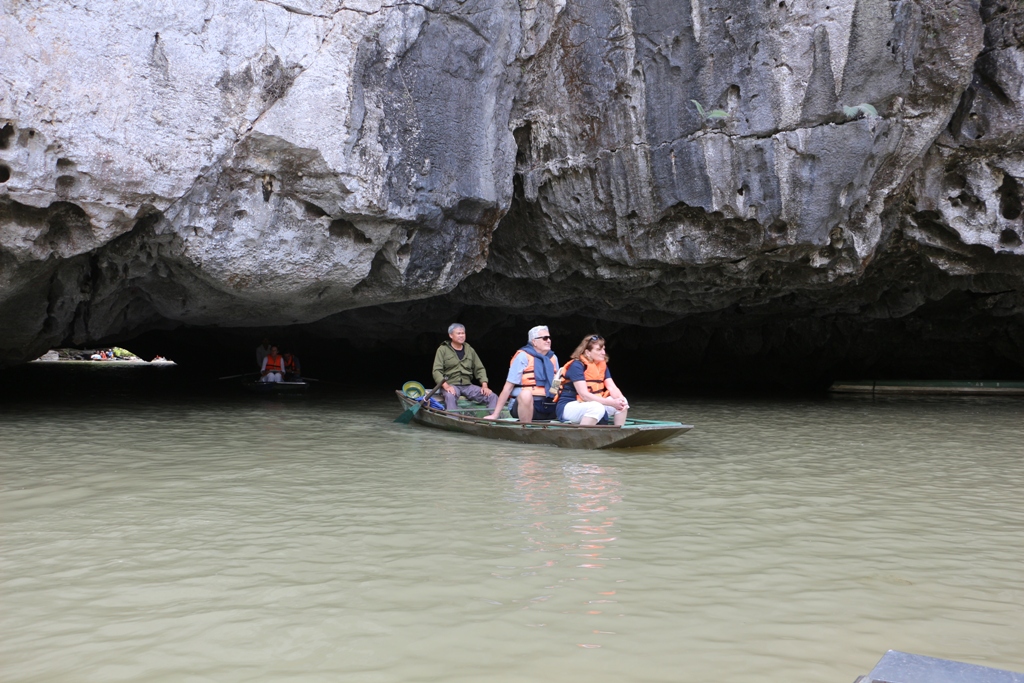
[517,396,534,423]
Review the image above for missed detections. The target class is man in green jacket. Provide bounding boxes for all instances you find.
[432,323,498,412]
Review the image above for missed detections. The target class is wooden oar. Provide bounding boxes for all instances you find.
[394,378,445,424]
[218,372,258,380]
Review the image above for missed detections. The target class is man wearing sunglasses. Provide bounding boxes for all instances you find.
[484,325,560,422]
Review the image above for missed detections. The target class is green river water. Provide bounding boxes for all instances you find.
[1,365,1022,682]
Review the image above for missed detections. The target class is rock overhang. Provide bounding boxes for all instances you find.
[0,0,1021,380]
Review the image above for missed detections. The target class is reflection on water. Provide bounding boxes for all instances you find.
[1,374,1022,682]
[493,458,625,646]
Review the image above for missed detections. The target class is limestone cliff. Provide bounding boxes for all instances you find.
[1,0,1021,372]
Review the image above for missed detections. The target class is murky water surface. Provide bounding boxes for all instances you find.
[2,371,1022,682]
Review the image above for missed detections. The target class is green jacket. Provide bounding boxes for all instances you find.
[432,341,489,386]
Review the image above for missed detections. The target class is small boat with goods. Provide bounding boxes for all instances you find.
[394,384,692,449]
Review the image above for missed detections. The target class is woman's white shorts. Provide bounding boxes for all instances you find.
[561,400,617,423]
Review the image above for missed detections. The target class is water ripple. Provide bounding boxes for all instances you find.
[1,394,1022,681]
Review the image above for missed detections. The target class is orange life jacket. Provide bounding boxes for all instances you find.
[556,356,610,402]
[512,349,559,397]
[284,355,297,372]
[264,354,284,373]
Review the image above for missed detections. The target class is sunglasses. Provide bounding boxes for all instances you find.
[537,336,551,341]
[589,335,601,341]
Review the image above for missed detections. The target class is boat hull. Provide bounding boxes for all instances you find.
[244,381,309,394]
[829,380,1024,396]
[395,391,691,449]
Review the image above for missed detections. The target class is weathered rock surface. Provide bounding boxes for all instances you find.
[1,0,1022,375]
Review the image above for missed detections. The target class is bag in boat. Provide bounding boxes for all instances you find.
[416,396,445,411]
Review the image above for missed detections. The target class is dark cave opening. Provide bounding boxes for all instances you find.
[8,291,1020,405]
[0,122,14,150]
[998,173,1022,221]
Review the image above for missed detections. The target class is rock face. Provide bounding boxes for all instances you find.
[1,0,1022,375]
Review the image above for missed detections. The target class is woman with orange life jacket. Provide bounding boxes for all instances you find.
[261,345,285,383]
[484,325,560,423]
[554,334,629,426]
[282,352,301,381]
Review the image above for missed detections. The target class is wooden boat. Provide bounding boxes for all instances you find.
[243,380,309,394]
[829,380,1024,396]
[395,390,692,449]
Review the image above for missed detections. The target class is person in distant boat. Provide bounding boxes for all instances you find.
[484,325,559,422]
[432,323,498,412]
[282,352,301,381]
[555,334,628,426]
[261,345,285,383]
[256,338,271,370]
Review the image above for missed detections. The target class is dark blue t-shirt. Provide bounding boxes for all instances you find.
[555,360,612,420]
